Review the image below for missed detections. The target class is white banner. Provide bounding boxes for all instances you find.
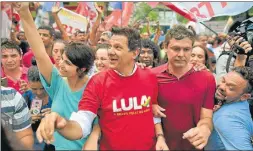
[53,7,89,34]
[171,2,253,22]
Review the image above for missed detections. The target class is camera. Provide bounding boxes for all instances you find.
[229,17,253,55]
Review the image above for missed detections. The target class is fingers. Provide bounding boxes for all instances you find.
[158,105,166,112]
[157,110,166,118]
[195,142,206,150]
[41,108,51,113]
[183,128,198,139]
[192,139,204,149]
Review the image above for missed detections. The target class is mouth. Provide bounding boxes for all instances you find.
[109,58,118,63]
[215,89,226,99]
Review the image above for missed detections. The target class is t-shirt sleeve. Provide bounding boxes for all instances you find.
[78,76,100,114]
[215,115,253,150]
[13,91,32,132]
[39,66,62,99]
[203,73,216,109]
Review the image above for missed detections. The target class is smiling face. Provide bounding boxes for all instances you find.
[166,38,193,68]
[216,71,248,103]
[58,52,78,78]
[95,48,110,72]
[1,48,21,71]
[108,35,136,71]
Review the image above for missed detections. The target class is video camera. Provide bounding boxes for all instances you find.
[229,17,253,55]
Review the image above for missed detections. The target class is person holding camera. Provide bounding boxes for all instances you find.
[215,30,252,83]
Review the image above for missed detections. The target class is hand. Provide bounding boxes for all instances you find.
[152,104,166,118]
[52,5,61,14]
[36,112,67,144]
[95,3,103,14]
[193,62,207,72]
[182,125,211,150]
[237,38,252,54]
[31,113,42,124]
[82,138,98,150]
[19,80,30,93]
[41,108,51,117]
[213,105,221,112]
[136,62,146,69]
[156,135,170,150]
[11,2,30,13]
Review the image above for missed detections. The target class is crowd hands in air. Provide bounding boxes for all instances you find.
[2,2,253,151]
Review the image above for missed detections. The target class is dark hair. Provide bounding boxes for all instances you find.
[233,67,253,93]
[64,42,95,78]
[192,45,211,69]
[164,25,195,48]
[141,39,160,60]
[38,25,55,38]
[54,31,62,40]
[111,27,141,51]
[28,65,40,82]
[1,38,22,56]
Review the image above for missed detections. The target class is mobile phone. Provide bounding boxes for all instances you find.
[31,99,43,115]
[1,77,8,87]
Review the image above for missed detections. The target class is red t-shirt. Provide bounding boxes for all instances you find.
[23,50,55,68]
[152,64,216,150]
[1,67,28,94]
[79,67,158,150]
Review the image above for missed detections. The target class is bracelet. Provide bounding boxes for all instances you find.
[156,134,164,138]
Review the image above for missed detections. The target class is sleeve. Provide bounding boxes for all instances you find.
[13,91,32,132]
[78,76,101,114]
[39,66,62,99]
[69,111,97,139]
[203,73,216,110]
[215,115,253,150]
[215,55,235,83]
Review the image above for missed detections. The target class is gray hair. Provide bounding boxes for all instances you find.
[27,66,40,82]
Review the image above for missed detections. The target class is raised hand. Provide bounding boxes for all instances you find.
[52,5,61,14]
[95,3,103,14]
[11,2,30,13]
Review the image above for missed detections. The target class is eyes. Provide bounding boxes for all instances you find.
[191,54,204,59]
[171,46,191,52]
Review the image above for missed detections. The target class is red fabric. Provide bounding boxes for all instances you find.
[79,67,157,150]
[23,50,55,68]
[162,2,197,22]
[147,2,160,8]
[152,64,216,150]
[104,2,134,30]
[1,67,28,94]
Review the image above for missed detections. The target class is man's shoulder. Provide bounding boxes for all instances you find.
[1,86,17,96]
[23,50,34,58]
[151,63,167,75]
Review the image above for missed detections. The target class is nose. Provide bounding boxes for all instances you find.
[108,47,116,56]
[218,83,226,92]
[143,52,149,58]
[178,50,184,57]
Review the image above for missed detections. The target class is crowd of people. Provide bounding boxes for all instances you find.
[2,2,253,151]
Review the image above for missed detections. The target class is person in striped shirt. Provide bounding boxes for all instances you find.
[1,86,34,149]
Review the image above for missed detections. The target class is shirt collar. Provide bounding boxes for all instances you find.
[113,64,137,77]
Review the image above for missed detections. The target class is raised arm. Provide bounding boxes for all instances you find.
[154,21,161,45]
[89,4,103,47]
[13,2,53,84]
[146,17,151,37]
[52,6,70,42]
[10,24,21,45]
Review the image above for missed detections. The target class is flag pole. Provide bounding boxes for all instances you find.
[199,22,218,35]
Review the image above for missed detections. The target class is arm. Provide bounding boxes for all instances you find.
[10,26,21,45]
[52,6,70,42]
[14,2,53,84]
[15,127,34,149]
[154,21,161,45]
[146,18,151,37]
[82,124,101,150]
[155,123,169,150]
[89,5,103,47]
[215,115,253,150]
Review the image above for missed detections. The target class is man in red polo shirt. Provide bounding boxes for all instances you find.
[23,25,55,68]
[152,25,216,150]
[1,39,28,94]
[36,26,168,150]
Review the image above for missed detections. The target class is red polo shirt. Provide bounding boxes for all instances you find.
[1,67,28,94]
[23,50,55,68]
[152,64,216,150]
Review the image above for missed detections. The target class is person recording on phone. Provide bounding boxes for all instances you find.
[22,61,52,150]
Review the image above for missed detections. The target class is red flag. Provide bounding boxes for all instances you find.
[105,2,134,30]
[76,2,97,22]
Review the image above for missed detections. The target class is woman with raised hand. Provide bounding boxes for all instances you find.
[12,2,97,150]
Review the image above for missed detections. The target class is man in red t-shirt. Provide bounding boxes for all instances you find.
[36,27,169,150]
[152,25,216,150]
[1,39,29,94]
[23,26,55,68]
